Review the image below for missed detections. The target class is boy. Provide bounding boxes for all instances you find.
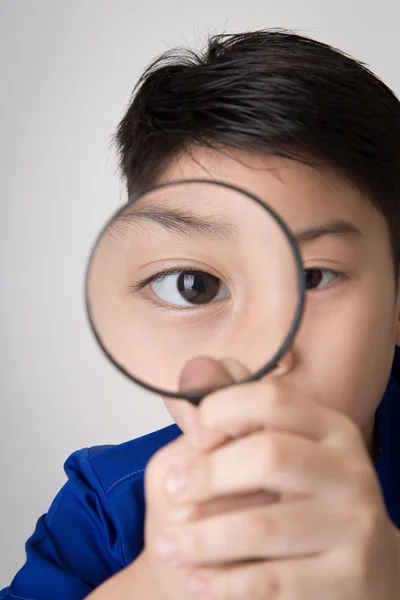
[2,28,400,599]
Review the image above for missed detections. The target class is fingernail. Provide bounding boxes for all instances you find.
[155,535,178,559]
[189,572,210,595]
[166,467,189,495]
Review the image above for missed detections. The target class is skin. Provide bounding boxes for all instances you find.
[154,145,400,459]
[88,171,299,392]
[90,145,400,599]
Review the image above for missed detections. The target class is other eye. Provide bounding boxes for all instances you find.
[304,268,338,291]
[150,269,230,307]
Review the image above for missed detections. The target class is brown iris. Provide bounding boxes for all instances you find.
[177,270,221,304]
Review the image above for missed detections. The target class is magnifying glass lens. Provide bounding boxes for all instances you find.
[86,180,304,402]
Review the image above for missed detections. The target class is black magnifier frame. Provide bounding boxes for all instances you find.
[85,179,306,406]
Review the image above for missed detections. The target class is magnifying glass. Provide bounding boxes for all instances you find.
[85,179,305,406]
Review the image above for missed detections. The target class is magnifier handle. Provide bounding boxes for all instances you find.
[183,390,209,407]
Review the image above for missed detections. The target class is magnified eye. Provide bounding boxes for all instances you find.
[151,270,230,307]
[305,268,338,291]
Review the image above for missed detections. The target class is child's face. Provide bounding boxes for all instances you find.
[155,146,400,449]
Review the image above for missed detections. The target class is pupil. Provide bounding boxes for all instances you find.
[305,269,322,290]
[177,271,220,304]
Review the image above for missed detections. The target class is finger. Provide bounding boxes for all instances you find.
[163,355,242,441]
[179,356,251,448]
[187,551,345,600]
[179,356,239,394]
[190,379,363,456]
[168,431,362,504]
[219,357,251,382]
[170,489,281,528]
[193,489,281,521]
[162,498,352,567]
[144,433,202,509]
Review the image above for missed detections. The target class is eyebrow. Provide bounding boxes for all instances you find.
[294,220,363,244]
[115,206,236,239]
[115,206,363,245]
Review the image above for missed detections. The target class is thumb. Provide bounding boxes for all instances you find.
[179,355,251,394]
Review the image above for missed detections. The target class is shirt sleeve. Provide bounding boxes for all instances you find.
[0,447,124,600]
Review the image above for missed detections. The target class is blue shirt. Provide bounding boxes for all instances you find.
[2,347,400,600]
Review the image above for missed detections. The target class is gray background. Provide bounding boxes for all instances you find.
[1,0,399,586]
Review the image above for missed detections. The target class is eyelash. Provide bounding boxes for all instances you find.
[129,266,346,296]
[129,266,212,294]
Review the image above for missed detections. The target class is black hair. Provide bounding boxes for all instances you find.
[114,28,400,276]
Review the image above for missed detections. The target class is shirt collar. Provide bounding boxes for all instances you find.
[374,346,400,527]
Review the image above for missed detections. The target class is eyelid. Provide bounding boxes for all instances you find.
[304,267,348,293]
[129,267,231,314]
[129,264,347,305]
[129,266,213,294]
[128,265,233,309]
[303,266,346,277]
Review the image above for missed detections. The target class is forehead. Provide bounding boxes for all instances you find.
[155,145,385,238]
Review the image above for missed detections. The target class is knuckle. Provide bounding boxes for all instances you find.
[245,570,279,598]
[352,506,382,541]
[262,386,285,414]
[215,564,282,599]
[184,528,205,561]
[345,459,377,497]
[342,416,365,447]
[259,434,287,474]
[203,456,216,493]
[329,413,360,447]
[145,437,196,495]
[262,567,282,598]
[339,414,358,437]
[250,511,278,550]
[144,448,170,493]
[342,548,370,586]
[198,392,220,429]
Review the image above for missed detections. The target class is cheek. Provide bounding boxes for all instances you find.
[297,281,397,428]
